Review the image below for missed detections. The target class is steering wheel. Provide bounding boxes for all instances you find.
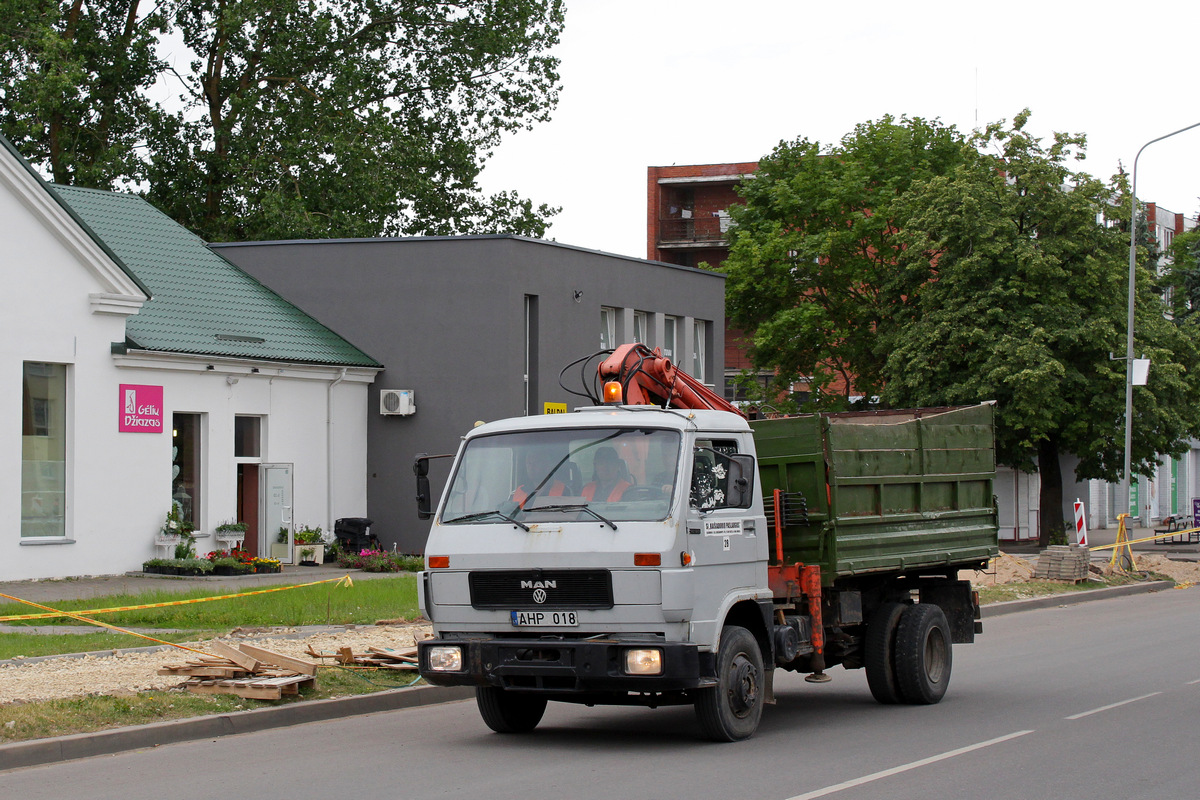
[620,486,661,502]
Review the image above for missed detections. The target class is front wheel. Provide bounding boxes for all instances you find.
[695,625,765,742]
[893,603,952,705]
[476,686,547,733]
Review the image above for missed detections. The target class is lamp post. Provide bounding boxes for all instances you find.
[1122,121,1200,526]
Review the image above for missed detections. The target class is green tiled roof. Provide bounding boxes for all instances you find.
[51,185,380,368]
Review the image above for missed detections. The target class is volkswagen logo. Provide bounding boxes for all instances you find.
[532,588,547,604]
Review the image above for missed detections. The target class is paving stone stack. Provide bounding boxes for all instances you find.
[1033,544,1091,582]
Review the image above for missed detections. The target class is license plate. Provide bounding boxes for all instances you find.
[511,610,578,627]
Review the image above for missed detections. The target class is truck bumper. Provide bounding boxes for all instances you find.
[418,637,714,694]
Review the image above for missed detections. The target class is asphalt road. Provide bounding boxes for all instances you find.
[4,588,1197,799]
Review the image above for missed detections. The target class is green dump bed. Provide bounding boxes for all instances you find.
[750,403,999,585]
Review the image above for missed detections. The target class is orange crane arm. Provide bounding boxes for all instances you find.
[597,343,746,418]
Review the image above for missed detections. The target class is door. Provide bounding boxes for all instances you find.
[262,464,294,562]
[687,435,763,587]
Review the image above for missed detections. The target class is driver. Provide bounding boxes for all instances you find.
[512,449,567,507]
[582,446,631,502]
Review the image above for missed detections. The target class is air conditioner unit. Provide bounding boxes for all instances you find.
[380,389,415,416]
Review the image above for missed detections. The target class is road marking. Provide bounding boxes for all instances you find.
[782,730,1035,800]
[1187,678,1200,685]
[1064,692,1162,720]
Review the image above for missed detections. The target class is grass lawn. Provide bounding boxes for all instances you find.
[0,574,419,632]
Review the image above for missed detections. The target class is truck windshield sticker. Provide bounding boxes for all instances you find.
[702,519,743,537]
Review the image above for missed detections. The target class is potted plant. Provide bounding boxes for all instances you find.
[142,557,172,575]
[294,525,325,565]
[214,520,247,545]
[207,549,253,576]
[252,557,282,574]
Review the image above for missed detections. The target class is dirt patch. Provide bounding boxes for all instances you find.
[960,551,1200,587]
[0,624,431,706]
[958,552,1037,585]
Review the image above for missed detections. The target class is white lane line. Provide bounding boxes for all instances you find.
[1064,692,1162,720]
[1187,678,1200,685]
[782,730,1035,800]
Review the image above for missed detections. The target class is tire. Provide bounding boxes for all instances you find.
[475,686,548,733]
[893,603,952,705]
[695,625,765,742]
[864,602,906,704]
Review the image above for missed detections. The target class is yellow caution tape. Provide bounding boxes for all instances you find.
[0,591,215,656]
[1088,528,1200,551]
[0,575,355,622]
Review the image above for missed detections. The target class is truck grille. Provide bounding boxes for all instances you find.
[469,570,614,610]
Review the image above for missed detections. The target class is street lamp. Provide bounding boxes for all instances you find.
[1122,121,1200,526]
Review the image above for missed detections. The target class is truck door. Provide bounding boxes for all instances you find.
[686,437,764,607]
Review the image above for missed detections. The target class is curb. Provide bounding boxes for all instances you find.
[981,580,1175,617]
[0,579,1183,771]
[0,683,474,772]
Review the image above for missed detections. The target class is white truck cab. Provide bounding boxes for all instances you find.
[417,405,771,739]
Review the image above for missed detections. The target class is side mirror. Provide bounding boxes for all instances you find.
[414,454,432,519]
[728,454,755,509]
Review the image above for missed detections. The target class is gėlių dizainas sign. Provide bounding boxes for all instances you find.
[119,384,163,433]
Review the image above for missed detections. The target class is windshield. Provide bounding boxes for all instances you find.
[440,427,681,524]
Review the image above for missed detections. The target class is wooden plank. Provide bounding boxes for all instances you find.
[237,643,317,676]
[157,667,245,677]
[210,641,261,671]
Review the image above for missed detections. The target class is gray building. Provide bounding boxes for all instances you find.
[214,235,726,553]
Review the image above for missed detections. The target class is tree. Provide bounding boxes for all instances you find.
[882,112,1200,545]
[0,1,167,187]
[722,115,974,408]
[1164,223,1200,318]
[1,0,564,241]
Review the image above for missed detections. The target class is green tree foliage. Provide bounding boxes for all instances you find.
[1165,224,1200,318]
[882,112,1200,545]
[0,1,168,186]
[0,0,564,241]
[723,115,973,408]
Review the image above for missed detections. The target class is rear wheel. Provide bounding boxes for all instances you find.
[864,602,906,704]
[695,625,764,742]
[475,686,548,733]
[893,603,952,705]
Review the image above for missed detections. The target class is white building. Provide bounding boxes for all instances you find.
[2,135,380,581]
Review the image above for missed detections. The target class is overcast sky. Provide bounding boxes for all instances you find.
[479,0,1200,260]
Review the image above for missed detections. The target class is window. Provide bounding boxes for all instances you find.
[173,413,202,531]
[600,306,617,350]
[22,362,66,537]
[234,416,261,459]
[633,311,648,345]
[663,316,678,360]
[441,427,682,523]
[693,320,708,383]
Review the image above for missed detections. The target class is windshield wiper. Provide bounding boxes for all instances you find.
[444,510,530,531]
[528,503,618,531]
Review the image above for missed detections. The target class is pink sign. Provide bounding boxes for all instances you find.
[119,384,164,433]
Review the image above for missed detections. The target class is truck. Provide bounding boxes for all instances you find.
[415,344,999,741]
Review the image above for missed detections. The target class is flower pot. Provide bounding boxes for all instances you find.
[255,563,281,574]
[297,544,324,565]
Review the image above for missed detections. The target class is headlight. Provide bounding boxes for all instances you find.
[426,645,463,672]
[624,648,663,676]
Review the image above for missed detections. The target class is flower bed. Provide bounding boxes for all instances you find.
[336,548,423,573]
